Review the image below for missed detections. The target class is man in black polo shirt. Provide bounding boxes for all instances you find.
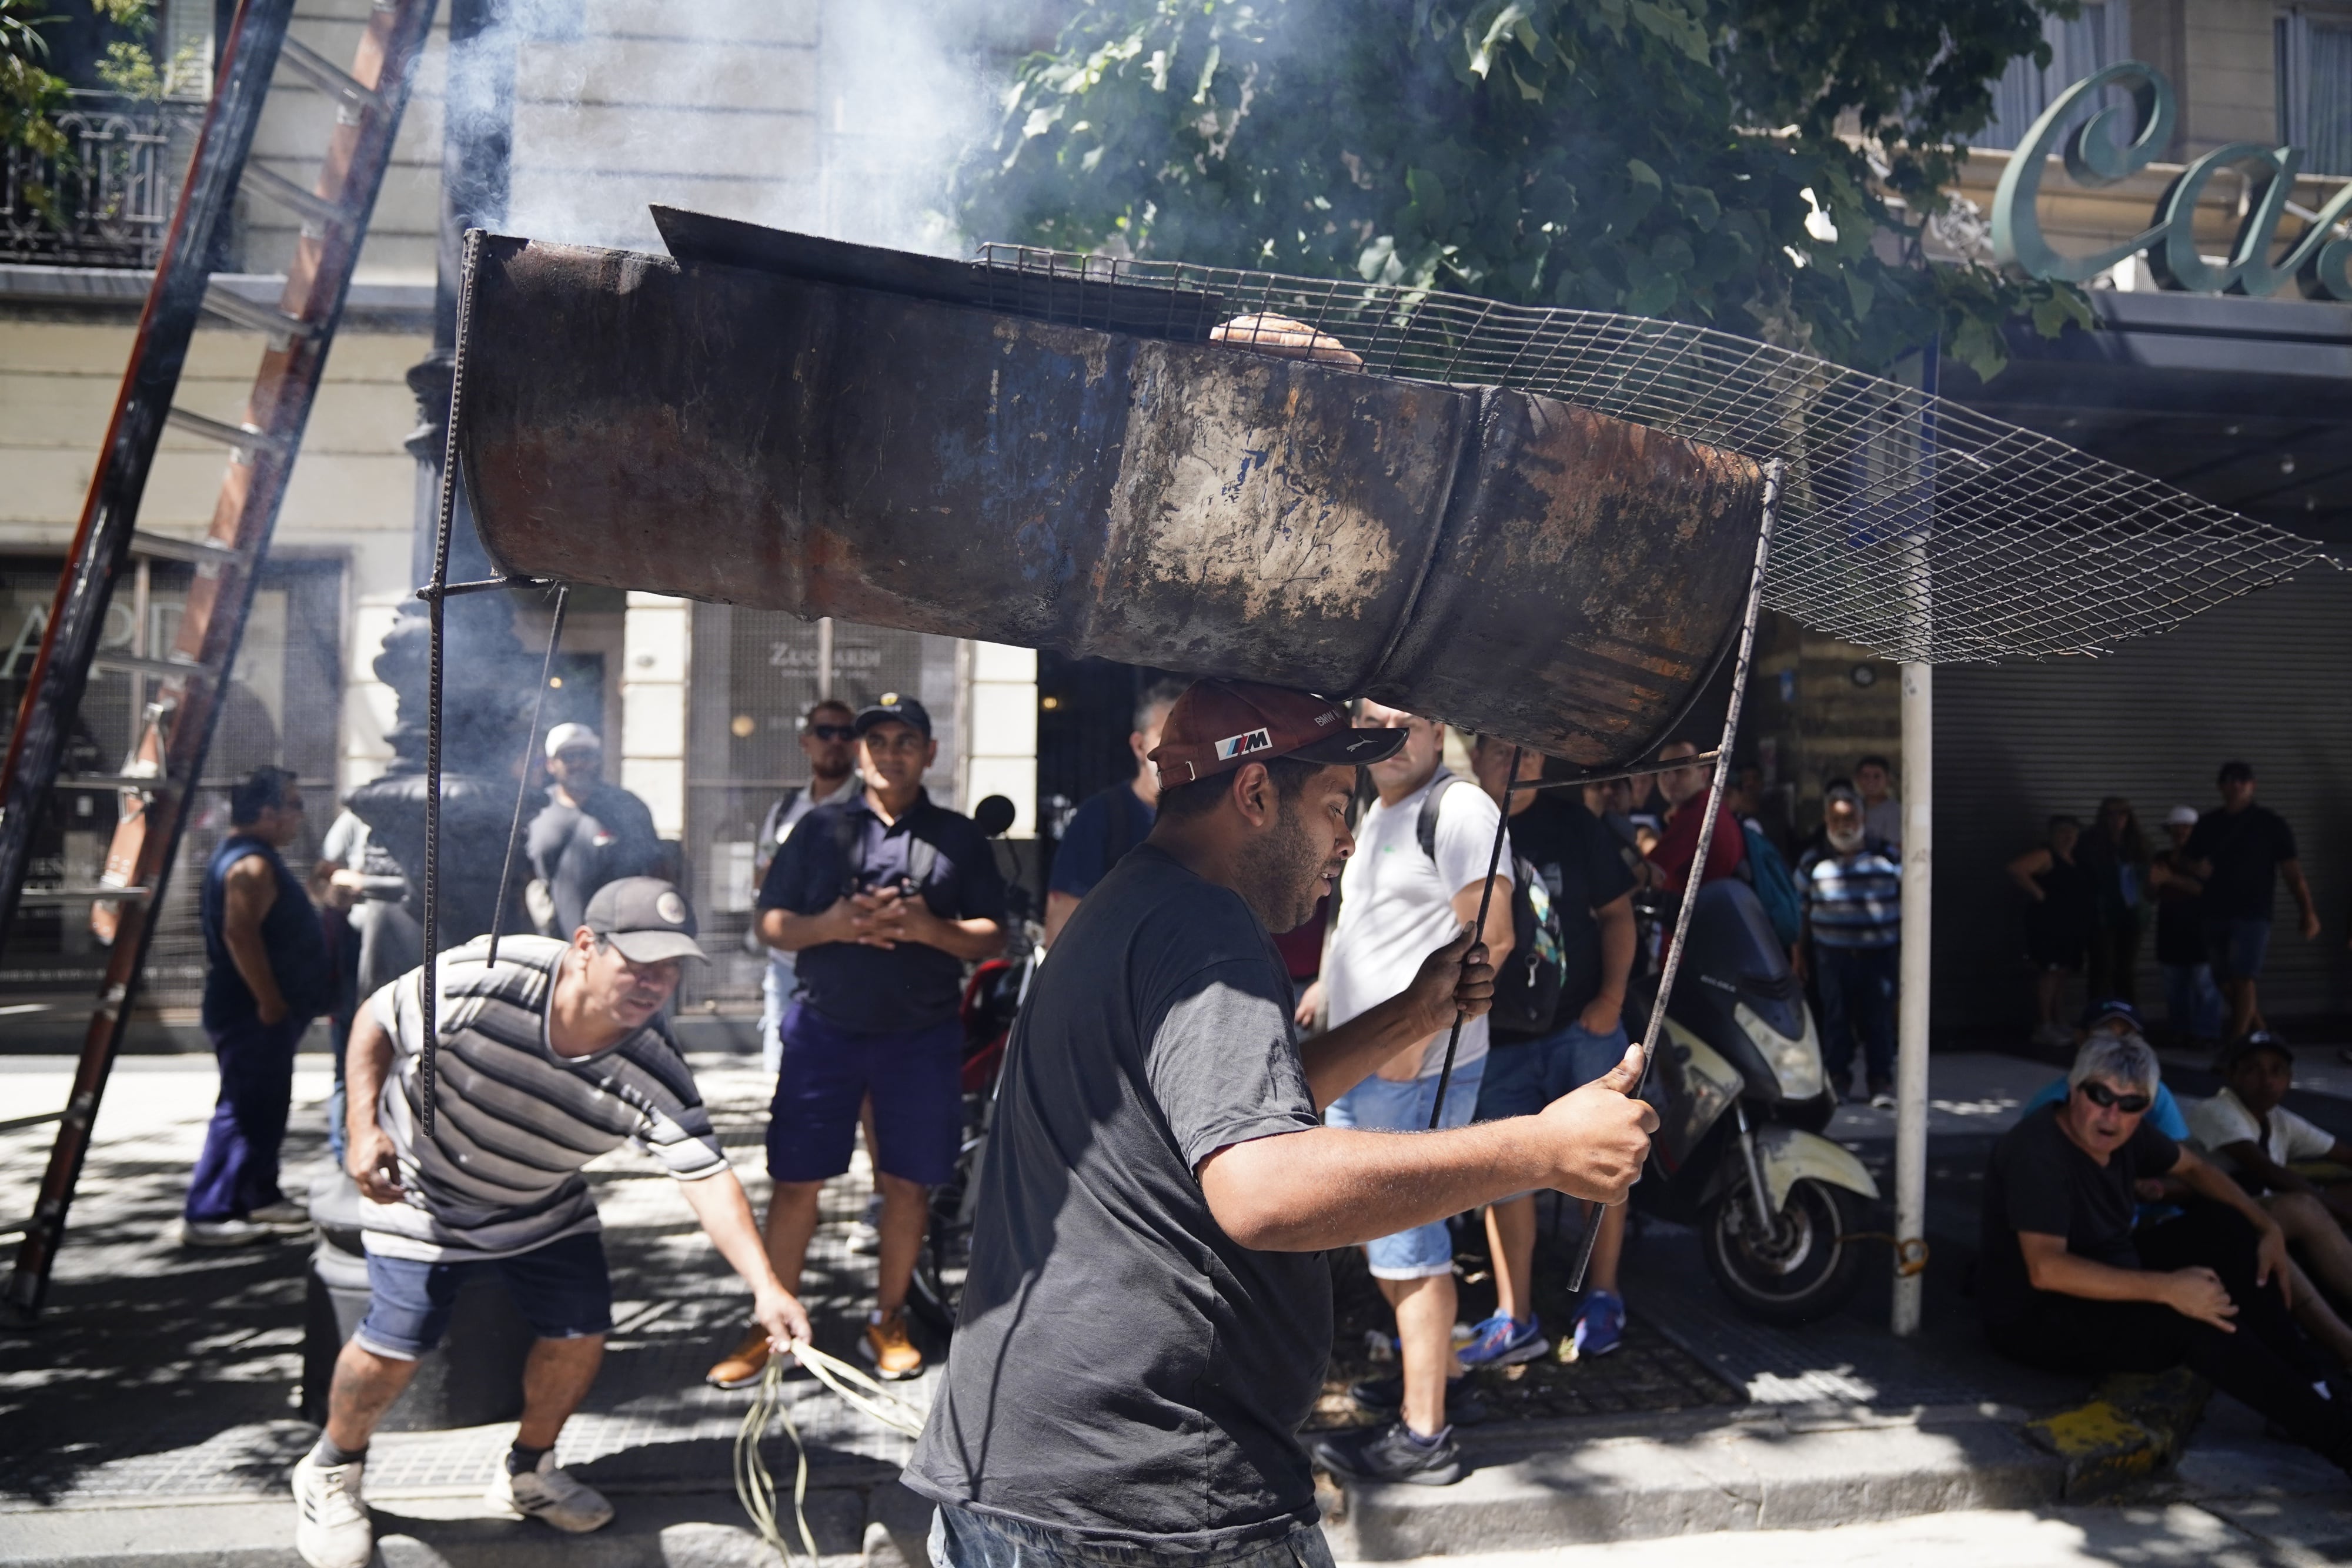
[718,694,1005,1384]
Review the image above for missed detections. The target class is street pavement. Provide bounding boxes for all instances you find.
[2,1044,2349,1564]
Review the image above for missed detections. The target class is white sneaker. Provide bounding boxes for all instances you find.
[249,1200,312,1230]
[487,1449,614,1533]
[182,1217,272,1248]
[291,1452,372,1568]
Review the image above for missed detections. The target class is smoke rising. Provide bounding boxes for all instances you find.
[470,0,1021,259]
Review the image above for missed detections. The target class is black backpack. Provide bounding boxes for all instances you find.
[1417,772,1566,1037]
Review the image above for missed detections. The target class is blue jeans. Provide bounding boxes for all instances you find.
[1473,1020,1630,1121]
[930,1503,1333,1568]
[185,1014,308,1222]
[2163,961,2226,1041]
[1324,1055,1486,1278]
[1815,944,1897,1094]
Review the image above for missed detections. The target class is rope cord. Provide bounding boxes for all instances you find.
[485,581,568,968]
[1568,459,1784,1292]
[1426,744,1521,1131]
[734,1345,929,1566]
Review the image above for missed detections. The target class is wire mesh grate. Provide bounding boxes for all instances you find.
[973,243,2334,665]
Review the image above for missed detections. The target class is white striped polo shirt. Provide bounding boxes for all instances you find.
[361,935,729,1262]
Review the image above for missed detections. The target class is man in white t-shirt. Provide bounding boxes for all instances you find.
[1297,701,1513,1485]
[2188,1031,2352,1314]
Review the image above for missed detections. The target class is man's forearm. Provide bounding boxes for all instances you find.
[911,915,1004,962]
[1298,995,1438,1111]
[344,1015,393,1148]
[2030,1248,2176,1304]
[1199,1122,1559,1251]
[678,1170,787,1294]
[2285,862,2318,918]
[760,908,835,952]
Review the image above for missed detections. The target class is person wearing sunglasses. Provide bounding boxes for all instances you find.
[1981,1033,2352,1472]
[749,699,865,1075]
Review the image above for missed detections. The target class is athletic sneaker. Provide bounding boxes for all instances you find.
[487,1449,614,1533]
[249,1199,313,1231]
[704,1324,773,1390]
[1570,1289,1626,1359]
[1456,1312,1549,1368]
[181,1217,271,1249]
[1312,1420,1462,1486]
[1346,1375,1486,1427]
[860,1309,923,1380]
[290,1452,372,1568]
[1867,1085,1897,1111]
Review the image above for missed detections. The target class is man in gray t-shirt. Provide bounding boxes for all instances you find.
[907,680,1658,1561]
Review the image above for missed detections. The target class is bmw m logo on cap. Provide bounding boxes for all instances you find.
[1214,728,1273,761]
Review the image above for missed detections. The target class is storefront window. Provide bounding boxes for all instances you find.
[2280,10,2352,176]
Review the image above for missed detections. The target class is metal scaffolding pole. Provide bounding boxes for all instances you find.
[1892,660,1932,1335]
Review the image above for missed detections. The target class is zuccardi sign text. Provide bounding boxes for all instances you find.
[1992,61,2352,300]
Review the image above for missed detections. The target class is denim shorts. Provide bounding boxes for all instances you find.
[354,1231,612,1360]
[1473,1020,1630,1122]
[2206,916,2272,983]
[1323,1055,1486,1279]
[769,1001,965,1186]
[930,1502,1333,1568]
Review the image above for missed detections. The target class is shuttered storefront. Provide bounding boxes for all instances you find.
[1933,567,2352,1032]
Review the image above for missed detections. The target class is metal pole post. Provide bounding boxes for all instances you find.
[1892,667,1932,1334]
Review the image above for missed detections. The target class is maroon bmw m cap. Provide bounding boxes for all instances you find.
[1147,679,1406,785]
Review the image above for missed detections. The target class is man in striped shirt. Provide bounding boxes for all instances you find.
[1795,787,1903,1108]
[290,878,808,1568]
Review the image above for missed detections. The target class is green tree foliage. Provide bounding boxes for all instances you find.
[958,0,2093,376]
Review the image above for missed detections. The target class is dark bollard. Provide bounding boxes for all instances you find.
[300,1168,534,1431]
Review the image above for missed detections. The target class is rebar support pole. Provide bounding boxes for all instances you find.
[1892,660,1932,1335]
[1568,457,1783,1293]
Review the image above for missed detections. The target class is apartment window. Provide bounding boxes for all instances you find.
[2278,9,2352,175]
[1975,3,2134,151]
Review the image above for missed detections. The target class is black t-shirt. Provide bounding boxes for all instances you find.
[1497,793,1636,1039]
[2186,805,2297,922]
[757,790,1008,1034]
[1978,1101,2180,1329]
[524,782,664,938]
[905,844,1328,1547]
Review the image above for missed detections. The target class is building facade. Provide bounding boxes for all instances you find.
[1,0,1047,1014]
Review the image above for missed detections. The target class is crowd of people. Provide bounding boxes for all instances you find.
[171,698,2352,1566]
[2010,761,2319,1049]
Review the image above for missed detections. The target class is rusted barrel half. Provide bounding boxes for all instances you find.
[455,226,1760,765]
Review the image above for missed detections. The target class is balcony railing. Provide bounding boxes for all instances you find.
[1,91,206,269]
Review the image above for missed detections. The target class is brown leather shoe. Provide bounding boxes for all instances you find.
[859,1310,923,1380]
[705,1325,772,1390]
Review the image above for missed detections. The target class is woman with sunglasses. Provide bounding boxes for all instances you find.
[1980,1034,2352,1472]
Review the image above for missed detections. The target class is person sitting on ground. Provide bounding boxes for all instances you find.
[1979,1034,2352,1472]
[293,878,809,1568]
[2017,1009,2352,1366]
[2189,1034,2352,1299]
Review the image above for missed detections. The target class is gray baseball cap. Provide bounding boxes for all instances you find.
[582,877,706,964]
